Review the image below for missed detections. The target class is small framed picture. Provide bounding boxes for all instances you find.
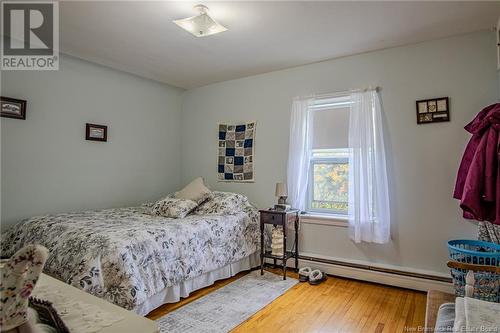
[85,123,107,142]
[437,99,447,112]
[427,101,437,112]
[417,101,427,114]
[1,96,27,120]
[416,97,449,124]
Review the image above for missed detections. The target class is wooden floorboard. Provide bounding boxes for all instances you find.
[146,268,427,333]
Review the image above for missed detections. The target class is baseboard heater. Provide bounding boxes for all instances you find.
[298,255,452,283]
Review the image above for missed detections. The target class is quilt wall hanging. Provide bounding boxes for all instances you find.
[218,122,256,182]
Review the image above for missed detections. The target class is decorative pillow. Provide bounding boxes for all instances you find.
[174,177,212,204]
[151,197,198,218]
[193,191,249,216]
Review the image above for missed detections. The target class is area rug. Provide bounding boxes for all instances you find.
[156,270,297,333]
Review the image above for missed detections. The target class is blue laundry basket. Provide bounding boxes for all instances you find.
[448,239,500,302]
[448,239,500,266]
[447,261,500,302]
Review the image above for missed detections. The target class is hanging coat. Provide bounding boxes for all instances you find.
[454,103,500,224]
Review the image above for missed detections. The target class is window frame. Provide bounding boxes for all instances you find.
[306,95,351,217]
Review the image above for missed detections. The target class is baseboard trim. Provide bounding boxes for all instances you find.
[299,255,451,283]
[297,255,454,293]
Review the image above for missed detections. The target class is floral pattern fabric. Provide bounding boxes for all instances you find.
[151,197,198,218]
[194,191,250,215]
[1,203,260,312]
[0,245,48,331]
[478,221,500,244]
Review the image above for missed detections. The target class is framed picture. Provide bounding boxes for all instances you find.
[416,97,449,124]
[1,96,26,119]
[85,123,107,142]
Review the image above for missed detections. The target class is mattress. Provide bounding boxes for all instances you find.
[1,204,260,312]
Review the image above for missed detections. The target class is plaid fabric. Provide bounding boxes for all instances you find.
[217,122,255,182]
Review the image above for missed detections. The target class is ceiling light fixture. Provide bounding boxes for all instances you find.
[173,4,227,38]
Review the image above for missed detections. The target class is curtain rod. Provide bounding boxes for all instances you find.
[296,86,380,101]
[313,86,380,99]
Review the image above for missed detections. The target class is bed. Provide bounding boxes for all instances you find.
[1,196,260,315]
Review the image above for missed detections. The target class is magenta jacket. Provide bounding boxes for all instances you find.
[454,103,500,224]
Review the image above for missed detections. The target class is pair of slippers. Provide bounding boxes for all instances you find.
[298,267,327,285]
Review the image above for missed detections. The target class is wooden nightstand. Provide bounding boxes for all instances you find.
[259,209,299,280]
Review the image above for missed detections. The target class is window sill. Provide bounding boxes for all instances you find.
[300,213,348,227]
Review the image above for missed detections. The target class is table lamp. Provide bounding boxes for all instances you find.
[275,182,290,210]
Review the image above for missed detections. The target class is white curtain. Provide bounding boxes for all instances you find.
[348,90,391,243]
[287,97,314,211]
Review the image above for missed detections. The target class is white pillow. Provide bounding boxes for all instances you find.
[151,197,198,218]
[193,191,250,215]
[174,177,212,204]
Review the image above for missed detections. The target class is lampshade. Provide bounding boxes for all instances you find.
[275,182,288,197]
[173,5,228,38]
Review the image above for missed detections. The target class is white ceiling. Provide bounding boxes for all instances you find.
[60,1,500,89]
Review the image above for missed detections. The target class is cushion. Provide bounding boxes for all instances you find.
[193,191,249,216]
[151,197,198,218]
[174,177,212,204]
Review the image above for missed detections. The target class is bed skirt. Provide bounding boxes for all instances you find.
[136,252,260,316]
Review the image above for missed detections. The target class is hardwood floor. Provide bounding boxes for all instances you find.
[146,268,427,333]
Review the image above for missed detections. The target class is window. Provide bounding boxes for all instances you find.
[307,96,351,216]
[308,148,349,215]
[288,90,390,242]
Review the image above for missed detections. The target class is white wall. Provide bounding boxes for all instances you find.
[181,31,498,275]
[1,55,183,228]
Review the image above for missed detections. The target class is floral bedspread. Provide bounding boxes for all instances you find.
[1,205,260,311]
